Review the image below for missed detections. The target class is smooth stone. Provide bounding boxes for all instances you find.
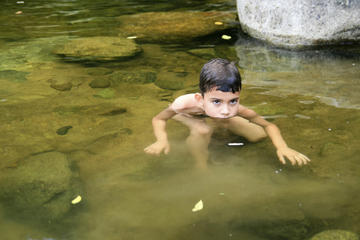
[117,11,237,43]
[56,126,73,135]
[109,71,156,85]
[237,0,360,48]
[50,79,73,91]
[53,37,142,62]
[89,79,111,88]
[155,69,188,90]
[0,152,82,221]
[99,108,127,116]
[187,48,217,59]
[93,88,115,99]
[0,70,28,82]
[119,128,132,135]
[310,230,359,240]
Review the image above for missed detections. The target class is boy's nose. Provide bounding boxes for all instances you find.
[220,105,230,115]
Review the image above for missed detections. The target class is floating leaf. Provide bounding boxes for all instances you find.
[221,35,231,40]
[192,200,203,212]
[71,195,82,205]
[214,21,223,25]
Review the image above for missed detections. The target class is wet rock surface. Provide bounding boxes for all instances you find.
[237,0,360,48]
[0,70,28,83]
[109,70,156,85]
[117,11,238,43]
[53,37,142,62]
[0,152,82,222]
[310,230,359,240]
[89,78,111,88]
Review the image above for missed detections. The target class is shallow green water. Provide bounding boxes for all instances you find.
[0,1,359,240]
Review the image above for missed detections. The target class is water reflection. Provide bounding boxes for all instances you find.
[235,33,360,109]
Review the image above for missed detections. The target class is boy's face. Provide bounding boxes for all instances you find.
[198,88,240,119]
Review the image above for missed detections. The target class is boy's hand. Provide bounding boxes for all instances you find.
[276,147,310,166]
[144,141,170,156]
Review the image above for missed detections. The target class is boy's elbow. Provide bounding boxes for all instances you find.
[152,116,165,124]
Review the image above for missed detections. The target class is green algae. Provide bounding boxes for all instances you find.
[0,70,28,82]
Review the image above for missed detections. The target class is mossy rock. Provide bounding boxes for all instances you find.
[89,78,111,88]
[94,88,115,99]
[109,71,156,85]
[155,68,196,90]
[0,152,82,222]
[53,37,142,62]
[117,11,237,43]
[0,70,28,82]
[310,230,359,240]
[187,48,217,59]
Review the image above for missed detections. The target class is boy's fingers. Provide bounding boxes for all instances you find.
[300,154,311,162]
[295,156,303,166]
[301,155,309,164]
[288,156,296,165]
[164,146,170,154]
[277,152,286,164]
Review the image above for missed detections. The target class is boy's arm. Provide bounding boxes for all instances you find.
[238,106,310,166]
[144,107,177,155]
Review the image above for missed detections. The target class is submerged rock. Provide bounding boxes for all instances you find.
[187,48,217,59]
[50,78,72,91]
[237,0,360,48]
[310,230,359,240]
[155,68,194,90]
[56,126,73,135]
[93,88,115,99]
[89,78,111,88]
[117,11,237,43]
[109,71,156,85]
[53,37,142,62]
[0,152,82,222]
[0,70,28,82]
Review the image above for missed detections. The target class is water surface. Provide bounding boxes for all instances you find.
[0,1,359,240]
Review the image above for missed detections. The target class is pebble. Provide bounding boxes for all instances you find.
[56,126,73,135]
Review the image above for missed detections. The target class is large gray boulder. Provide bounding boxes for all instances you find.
[0,152,82,222]
[237,0,360,48]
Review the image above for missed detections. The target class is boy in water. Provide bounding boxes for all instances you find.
[144,58,310,169]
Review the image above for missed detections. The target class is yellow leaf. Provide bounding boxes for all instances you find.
[71,195,82,205]
[192,200,203,212]
[221,35,232,40]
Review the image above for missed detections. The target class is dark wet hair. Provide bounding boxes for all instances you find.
[199,58,241,95]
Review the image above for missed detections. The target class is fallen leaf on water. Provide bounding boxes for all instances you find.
[214,21,223,25]
[71,195,82,205]
[221,35,231,40]
[192,200,203,212]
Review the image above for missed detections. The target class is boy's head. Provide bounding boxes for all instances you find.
[196,59,242,119]
[199,58,241,96]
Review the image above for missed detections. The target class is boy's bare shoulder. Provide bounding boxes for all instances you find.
[171,94,198,112]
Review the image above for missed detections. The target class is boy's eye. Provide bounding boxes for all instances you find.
[212,99,221,105]
[230,99,238,105]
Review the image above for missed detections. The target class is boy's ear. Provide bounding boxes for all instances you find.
[194,93,203,102]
